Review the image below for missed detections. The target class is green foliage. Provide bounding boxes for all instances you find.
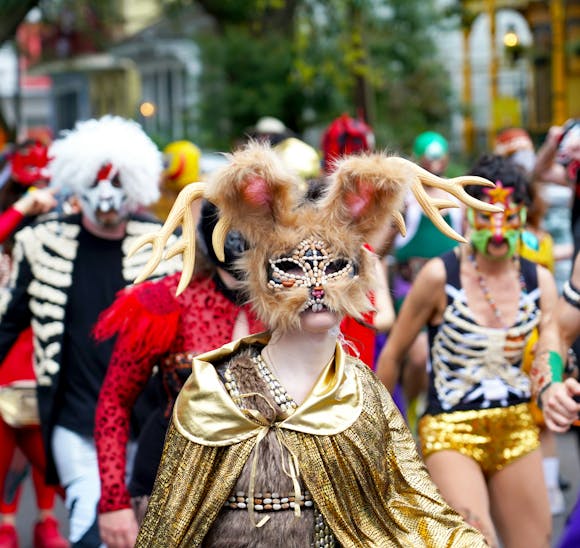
[369,0,451,150]
[38,0,124,55]
[30,0,455,154]
[197,26,311,149]
[292,0,453,152]
[192,0,454,151]
[165,0,264,23]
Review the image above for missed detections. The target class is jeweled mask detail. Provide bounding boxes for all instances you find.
[268,238,357,312]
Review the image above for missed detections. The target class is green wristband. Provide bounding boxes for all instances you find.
[548,351,564,383]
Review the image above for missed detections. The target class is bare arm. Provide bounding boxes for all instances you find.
[532,125,569,186]
[371,256,395,333]
[375,257,446,393]
[534,265,580,431]
[535,266,561,361]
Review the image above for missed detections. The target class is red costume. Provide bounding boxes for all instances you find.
[0,151,47,511]
[0,208,24,244]
[339,243,377,368]
[0,139,68,548]
[94,272,264,514]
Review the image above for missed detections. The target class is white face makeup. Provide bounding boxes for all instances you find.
[267,238,357,312]
[80,163,130,226]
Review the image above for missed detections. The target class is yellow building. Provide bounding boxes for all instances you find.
[460,0,580,151]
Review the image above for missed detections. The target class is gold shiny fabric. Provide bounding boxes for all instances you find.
[137,334,487,547]
[173,333,363,444]
[419,403,540,475]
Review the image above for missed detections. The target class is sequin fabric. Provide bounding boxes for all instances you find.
[419,403,540,475]
[136,336,488,547]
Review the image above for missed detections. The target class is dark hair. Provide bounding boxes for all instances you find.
[465,153,531,206]
[0,139,46,213]
[303,177,329,203]
[197,200,248,279]
[0,179,28,213]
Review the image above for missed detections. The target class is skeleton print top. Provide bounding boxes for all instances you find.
[425,250,541,416]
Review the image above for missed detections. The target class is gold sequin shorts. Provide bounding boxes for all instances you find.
[418,402,540,476]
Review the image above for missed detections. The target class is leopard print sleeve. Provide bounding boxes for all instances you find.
[95,276,181,513]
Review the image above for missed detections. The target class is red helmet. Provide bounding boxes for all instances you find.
[321,114,374,173]
[9,141,51,185]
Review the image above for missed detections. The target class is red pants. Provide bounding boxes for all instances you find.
[0,417,56,513]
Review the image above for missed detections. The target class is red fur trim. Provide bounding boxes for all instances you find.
[92,283,180,360]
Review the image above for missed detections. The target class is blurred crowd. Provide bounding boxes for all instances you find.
[0,112,580,548]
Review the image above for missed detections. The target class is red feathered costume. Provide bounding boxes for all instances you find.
[0,140,68,548]
[94,272,265,514]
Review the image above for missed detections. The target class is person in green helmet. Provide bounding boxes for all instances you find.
[413,131,450,177]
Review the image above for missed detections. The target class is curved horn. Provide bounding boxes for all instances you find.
[391,210,407,237]
[405,159,502,243]
[130,182,206,293]
[211,216,232,263]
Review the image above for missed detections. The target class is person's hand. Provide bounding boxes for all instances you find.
[545,124,566,148]
[540,378,580,432]
[13,188,58,217]
[98,508,139,548]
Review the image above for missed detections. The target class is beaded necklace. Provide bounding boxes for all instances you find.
[224,354,298,414]
[253,352,298,414]
[468,252,526,329]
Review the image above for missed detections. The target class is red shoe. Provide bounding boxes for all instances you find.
[33,517,68,548]
[0,523,18,548]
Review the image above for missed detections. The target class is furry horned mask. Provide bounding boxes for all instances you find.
[130,142,499,333]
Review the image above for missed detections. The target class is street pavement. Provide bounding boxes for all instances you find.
[13,431,580,547]
[16,481,67,548]
[552,430,580,547]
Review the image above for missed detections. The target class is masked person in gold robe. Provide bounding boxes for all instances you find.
[129,142,498,547]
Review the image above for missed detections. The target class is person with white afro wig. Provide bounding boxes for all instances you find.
[49,115,162,228]
[0,114,180,546]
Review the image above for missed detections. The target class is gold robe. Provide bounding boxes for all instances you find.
[137,334,487,547]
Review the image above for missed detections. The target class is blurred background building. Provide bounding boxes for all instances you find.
[0,0,211,145]
[0,0,578,157]
[442,0,579,152]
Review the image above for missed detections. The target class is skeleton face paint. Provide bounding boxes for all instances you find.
[467,181,525,258]
[267,238,357,312]
[80,163,130,226]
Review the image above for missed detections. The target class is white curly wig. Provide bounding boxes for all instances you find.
[49,115,162,208]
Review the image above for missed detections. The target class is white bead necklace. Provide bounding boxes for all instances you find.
[253,351,297,414]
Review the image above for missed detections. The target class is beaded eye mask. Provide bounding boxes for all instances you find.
[268,238,357,312]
